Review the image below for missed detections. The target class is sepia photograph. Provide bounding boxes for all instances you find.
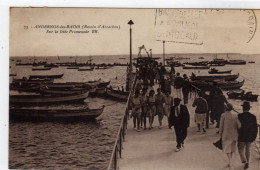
[9,7,260,170]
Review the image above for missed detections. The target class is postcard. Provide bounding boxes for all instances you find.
[9,8,260,170]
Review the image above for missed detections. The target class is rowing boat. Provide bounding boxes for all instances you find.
[190,73,239,81]
[10,91,89,106]
[40,87,89,96]
[208,68,232,74]
[191,80,244,91]
[10,105,105,121]
[32,67,52,71]
[29,74,64,79]
[106,88,129,101]
[78,66,94,71]
[183,65,210,69]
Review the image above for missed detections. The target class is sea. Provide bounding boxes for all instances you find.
[9,54,260,169]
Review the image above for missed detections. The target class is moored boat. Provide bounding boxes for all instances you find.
[78,67,94,71]
[190,73,239,81]
[10,105,105,121]
[183,65,210,69]
[227,90,244,99]
[209,58,227,65]
[183,61,208,66]
[67,66,79,69]
[210,63,225,66]
[10,91,89,106]
[11,78,54,85]
[32,67,52,71]
[40,82,92,89]
[44,63,58,68]
[191,80,244,91]
[208,68,232,74]
[96,65,113,69]
[29,73,64,79]
[40,87,89,96]
[10,84,40,92]
[227,60,246,65]
[97,81,110,88]
[227,90,258,101]
[106,88,129,101]
[166,60,183,67]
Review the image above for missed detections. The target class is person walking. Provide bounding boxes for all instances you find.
[182,74,191,105]
[211,88,228,131]
[174,73,183,99]
[140,88,147,130]
[219,103,241,169]
[192,91,208,133]
[163,91,173,129]
[147,90,156,130]
[169,98,190,152]
[155,88,165,128]
[130,90,142,132]
[237,102,258,169]
[165,77,172,95]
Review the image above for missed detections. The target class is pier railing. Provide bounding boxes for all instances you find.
[107,75,137,170]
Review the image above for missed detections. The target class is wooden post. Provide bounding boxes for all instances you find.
[163,41,165,66]
[128,20,134,92]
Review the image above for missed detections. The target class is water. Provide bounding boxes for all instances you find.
[9,54,260,169]
[9,56,128,169]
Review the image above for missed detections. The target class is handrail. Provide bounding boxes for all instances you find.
[107,74,137,170]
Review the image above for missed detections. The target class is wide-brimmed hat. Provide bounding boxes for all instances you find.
[241,101,251,110]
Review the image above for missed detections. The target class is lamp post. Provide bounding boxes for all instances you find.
[128,20,134,92]
[163,41,165,66]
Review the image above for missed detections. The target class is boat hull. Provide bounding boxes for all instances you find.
[183,66,210,69]
[190,73,239,81]
[10,92,89,106]
[9,106,105,121]
[106,88,129,101]
[29,74,64,79]
[191,80,244,91]
[208,70,232,74]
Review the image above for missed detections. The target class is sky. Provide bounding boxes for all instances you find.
[10,8,260,56]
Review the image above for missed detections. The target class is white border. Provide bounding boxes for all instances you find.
[1,0,260,169]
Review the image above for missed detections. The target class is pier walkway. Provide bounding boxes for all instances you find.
[119,87,260,170]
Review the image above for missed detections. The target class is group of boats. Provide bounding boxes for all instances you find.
[190,73,244,91]
[166,58,253,69]
[16,60,128,72]
[189,71,258,102]
[227,90,258,102]
[9,72,131,121]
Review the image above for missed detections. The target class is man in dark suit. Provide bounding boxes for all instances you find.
[174,73,183,98]
[169,98,190,152]
[237,101,258,169]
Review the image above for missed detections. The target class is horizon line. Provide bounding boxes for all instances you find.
[9,53,260,57]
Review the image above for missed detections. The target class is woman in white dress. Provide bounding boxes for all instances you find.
[219,103,241,169]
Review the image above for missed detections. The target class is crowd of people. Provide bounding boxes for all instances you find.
[129,58,258,169]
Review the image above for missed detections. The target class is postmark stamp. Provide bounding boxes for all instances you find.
[155,9,257,45]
